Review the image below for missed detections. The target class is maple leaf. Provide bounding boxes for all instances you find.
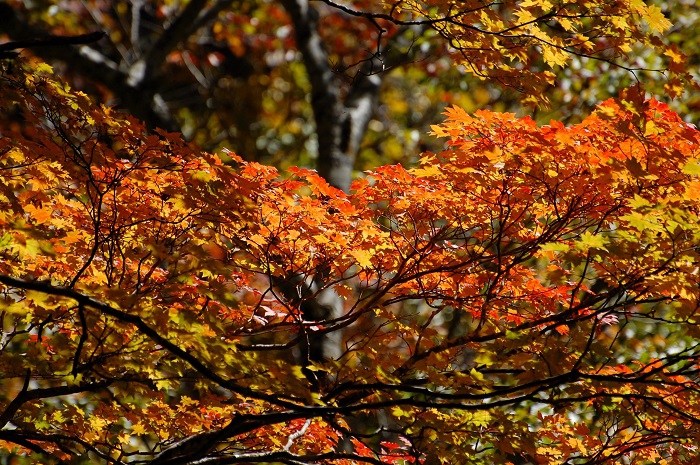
[642,4,672,33]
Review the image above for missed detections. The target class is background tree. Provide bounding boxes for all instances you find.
[0,0,693,190]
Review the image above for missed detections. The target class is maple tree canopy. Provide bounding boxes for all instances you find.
[319,0,690,104]
[2,52,700,465]
[2,0,696,196]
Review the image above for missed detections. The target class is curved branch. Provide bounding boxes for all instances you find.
[0,31,106,58]
[0,274,300,410]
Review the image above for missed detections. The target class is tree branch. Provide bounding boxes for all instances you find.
[0,274,301,410]
[0,31,106,58]
[134,0,237,87]
[0,3,175,129]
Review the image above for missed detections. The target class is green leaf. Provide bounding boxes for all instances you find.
[470,368,485,381]
[682,159,700,175]
[574,231,608,252]
[628,194,652,208]
[540,242,570,253]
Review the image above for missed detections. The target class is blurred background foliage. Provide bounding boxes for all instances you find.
[2,0,697,176]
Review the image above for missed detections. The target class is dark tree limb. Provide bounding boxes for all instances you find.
[0,376,113,429]
[282,0,428,190]
[0,274,301,410]
[0,430,63,463]
[132,0,237,88]
[0,31,106,59]
[282,0,350,191]
[0,369,31,428]
[0,2,233,132]
[0,4,169,129]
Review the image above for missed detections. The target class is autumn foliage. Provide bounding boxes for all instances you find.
[3,53,700,465]
[339,0,689,103]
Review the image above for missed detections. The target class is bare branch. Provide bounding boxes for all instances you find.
[0,31,106,58]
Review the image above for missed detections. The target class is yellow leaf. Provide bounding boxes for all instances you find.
[515,9,536,26]
[557,17,575,31]
[664,47,685,65]
[542,45,568,68]
[291,365,306,380]
[469,368,484,381]
[89,416,108,432]
[574,231,608,252]
[620,211,657,232]
[35,62,54,74]
[248,234,267,246]
[595,104,617,119]
[411,164,442,177]
[643,5,672,32]
[391,406,411,419]
[684,182,700,200]
[628,194,651,208]
[314,234,330,244]
[682,159,700,175]
[24,205,53,224]
[349,249,374,268]
[539,242,569,253]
